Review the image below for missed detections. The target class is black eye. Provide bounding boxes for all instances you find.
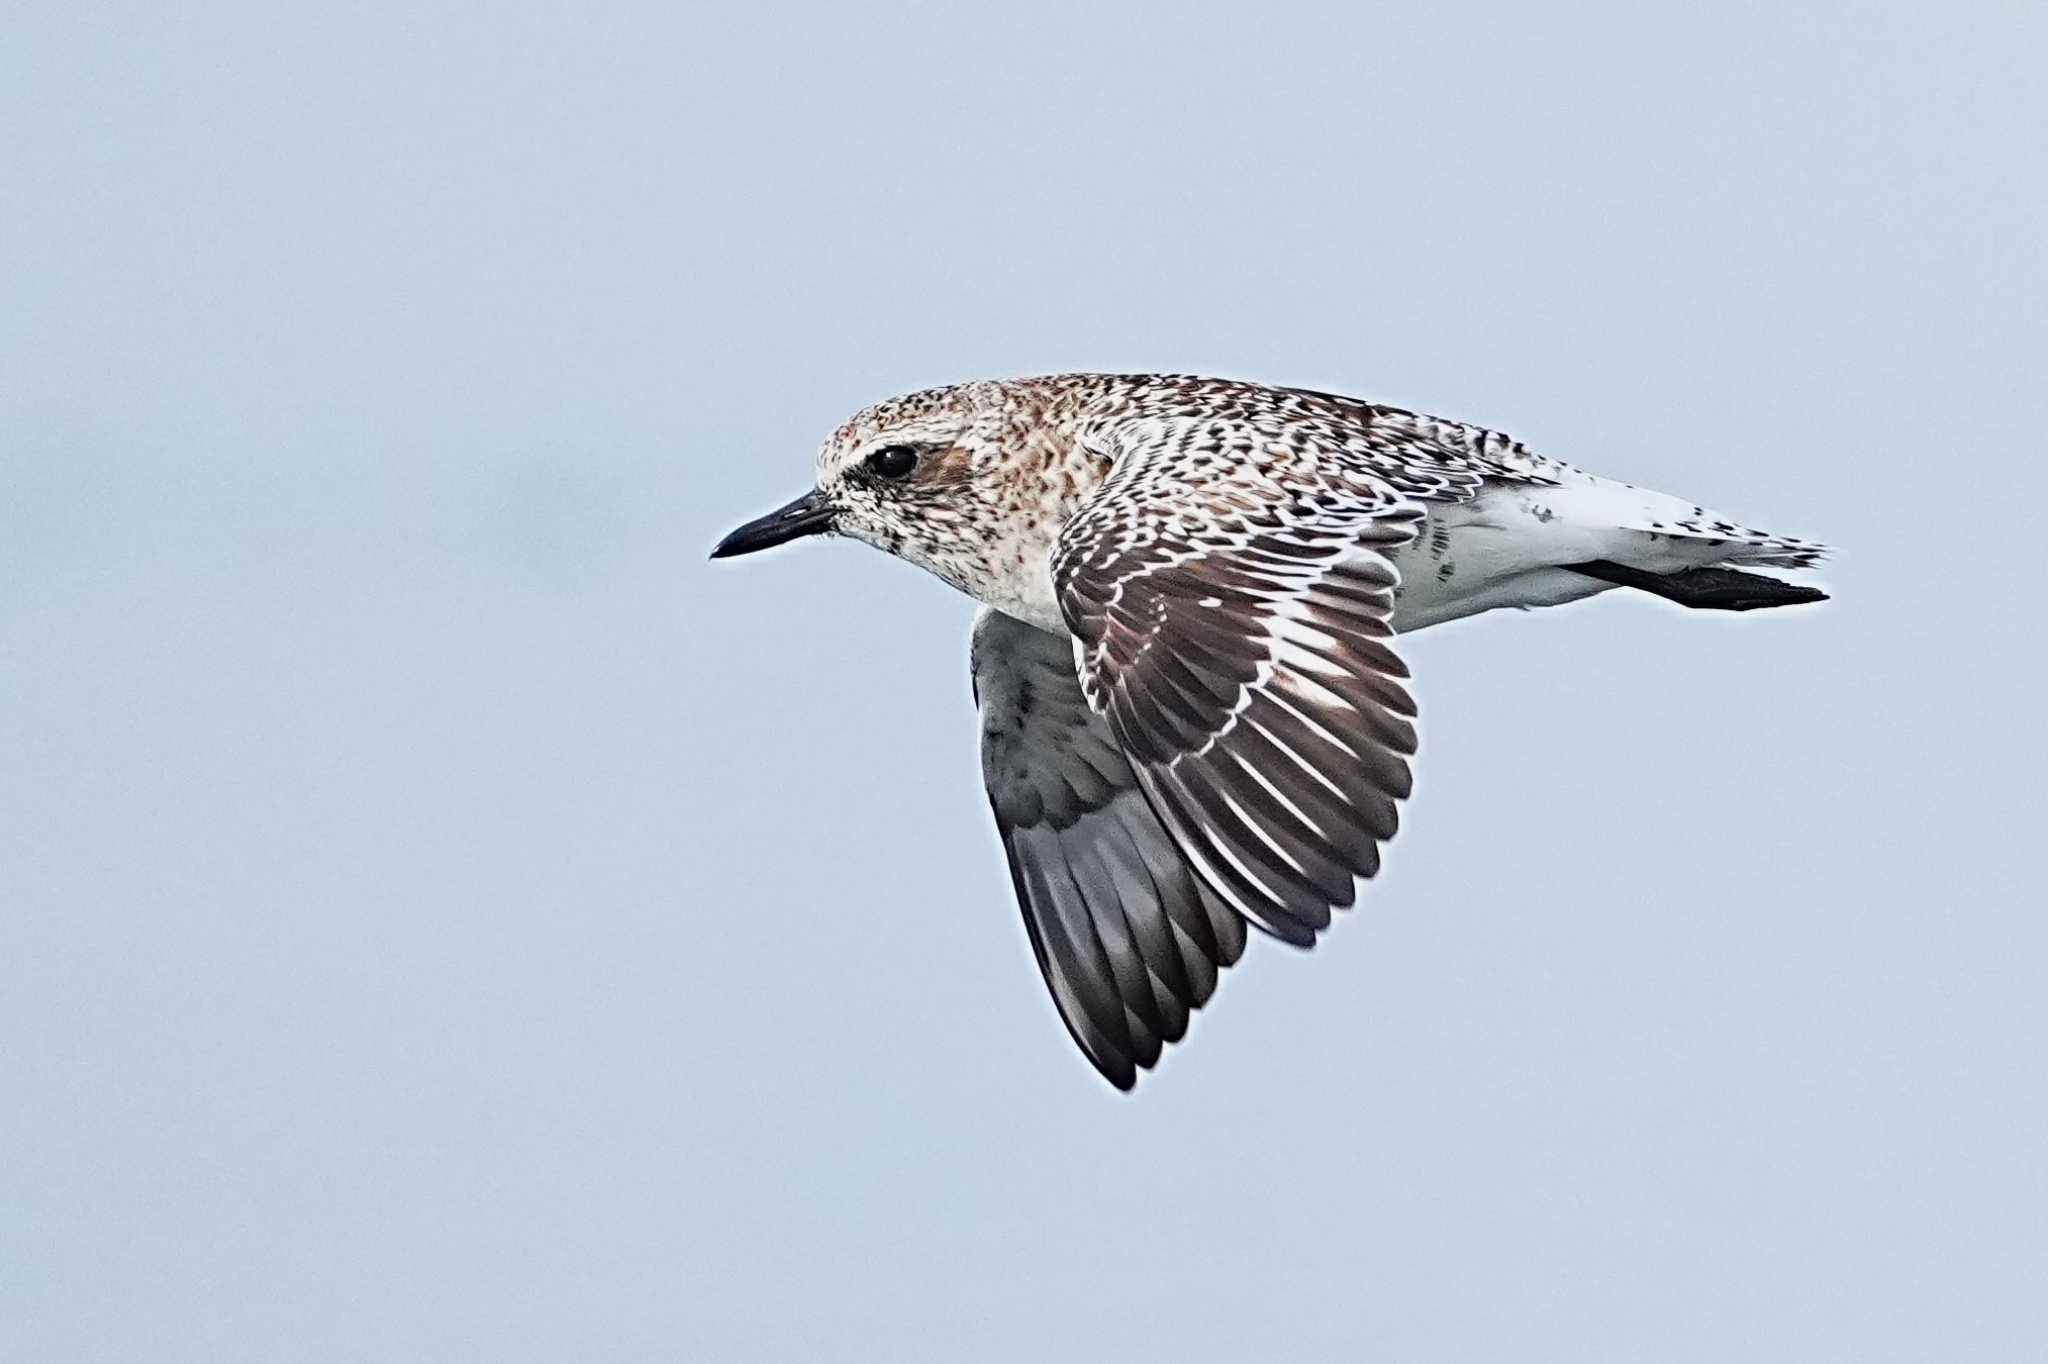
[864,445,920,480]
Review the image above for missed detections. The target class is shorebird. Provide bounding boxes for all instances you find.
[712,374,1827,1090]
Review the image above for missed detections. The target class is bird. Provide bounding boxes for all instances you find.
[711,373,1827,1090]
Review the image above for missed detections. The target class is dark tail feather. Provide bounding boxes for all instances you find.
[1567,560,1829,612]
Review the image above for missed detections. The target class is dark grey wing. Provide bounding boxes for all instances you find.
[972,608,1248,1091]
[1052,427,1425,946]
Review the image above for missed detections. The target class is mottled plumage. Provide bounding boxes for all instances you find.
[713,373,1828,1090]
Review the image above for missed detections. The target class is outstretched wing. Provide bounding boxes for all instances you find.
[1052,415,1428,946]
[973,608,1248,1091]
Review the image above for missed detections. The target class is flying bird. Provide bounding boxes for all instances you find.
[712,374,1827,1089]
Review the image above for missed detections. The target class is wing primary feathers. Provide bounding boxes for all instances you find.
[967,389,1465,1085]
[973,610,1251,1091]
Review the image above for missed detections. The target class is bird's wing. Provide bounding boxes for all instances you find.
[973,607,1249,1091]
[1051,410,1431,946]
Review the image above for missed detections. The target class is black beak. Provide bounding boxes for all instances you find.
[709,490,836,559]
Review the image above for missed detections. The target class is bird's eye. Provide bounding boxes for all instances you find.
[864,445,920,480]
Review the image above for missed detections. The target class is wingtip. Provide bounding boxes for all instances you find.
[1091,1056,1140,1093]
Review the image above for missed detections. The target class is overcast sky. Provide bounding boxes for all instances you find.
[5,3,2045,1359]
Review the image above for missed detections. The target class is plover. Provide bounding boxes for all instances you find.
[712,374,1827,1090]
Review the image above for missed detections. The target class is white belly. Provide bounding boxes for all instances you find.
[1386,475,1775,631]
[1388,483,1651,631]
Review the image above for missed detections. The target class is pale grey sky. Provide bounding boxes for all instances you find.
[4,3,2044,1360]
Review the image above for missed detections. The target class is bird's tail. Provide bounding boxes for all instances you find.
[1565,560,1829,611]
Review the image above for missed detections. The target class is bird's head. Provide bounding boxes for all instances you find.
[710,380,1031,578]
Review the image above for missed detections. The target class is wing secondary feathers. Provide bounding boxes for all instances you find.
[1052,420,1427,947]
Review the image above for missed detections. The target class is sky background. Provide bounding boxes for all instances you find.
[5,3,2044,1360]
